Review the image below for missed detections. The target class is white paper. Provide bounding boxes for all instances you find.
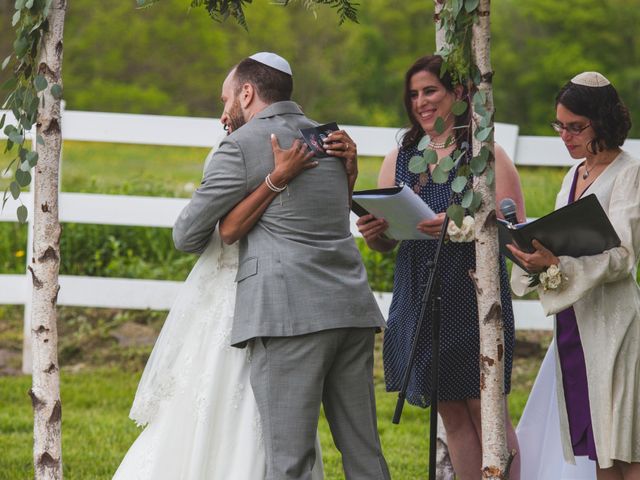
[353,185,436,240]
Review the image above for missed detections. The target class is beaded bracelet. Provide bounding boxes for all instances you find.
[265,173,287,193]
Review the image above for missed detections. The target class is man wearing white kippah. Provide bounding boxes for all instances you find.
[173,52,391,480]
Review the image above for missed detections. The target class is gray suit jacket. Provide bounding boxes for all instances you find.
[173,101,385,346]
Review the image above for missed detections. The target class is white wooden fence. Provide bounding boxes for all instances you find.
[6,109,639,372]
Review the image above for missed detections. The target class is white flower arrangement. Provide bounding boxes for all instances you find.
[447,215,475,243]
[528,264,567,291]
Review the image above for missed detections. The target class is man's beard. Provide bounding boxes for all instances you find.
[226,99,246,134]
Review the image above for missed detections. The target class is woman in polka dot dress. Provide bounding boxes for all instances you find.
[357,55,525,480]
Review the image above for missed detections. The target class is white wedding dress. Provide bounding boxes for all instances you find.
[113,233,324,479]
[516,341,595,480]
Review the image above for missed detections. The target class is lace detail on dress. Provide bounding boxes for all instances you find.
[128,233,239,427]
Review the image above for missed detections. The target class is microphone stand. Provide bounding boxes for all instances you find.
[392,209,450,480]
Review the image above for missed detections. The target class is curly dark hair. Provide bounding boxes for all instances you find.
[401,55,470,149]
[233,58,293,104]
[555,78,632,153]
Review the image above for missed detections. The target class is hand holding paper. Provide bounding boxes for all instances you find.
[352,185,437,240]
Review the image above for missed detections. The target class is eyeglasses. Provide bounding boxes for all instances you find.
[550,121,591,135]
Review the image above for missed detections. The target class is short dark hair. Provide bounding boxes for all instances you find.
[555,79,631,153]
[401,55,470,149]
[233,58,293,104]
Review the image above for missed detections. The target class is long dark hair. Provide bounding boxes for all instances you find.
[555,78,631,153]
[401,55,470,149]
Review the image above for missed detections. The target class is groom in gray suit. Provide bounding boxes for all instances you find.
[173,52,390,480]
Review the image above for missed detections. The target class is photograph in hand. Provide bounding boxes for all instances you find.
[299,122,340,158]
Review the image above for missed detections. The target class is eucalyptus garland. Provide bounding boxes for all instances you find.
[1,0,58,223]
[136,0,359,29]
[408,0,494,227]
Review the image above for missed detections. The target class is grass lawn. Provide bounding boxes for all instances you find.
[0,332,546,480]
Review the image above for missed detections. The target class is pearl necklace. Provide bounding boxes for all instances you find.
[428,139,451,150]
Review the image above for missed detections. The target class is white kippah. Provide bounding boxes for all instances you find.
[571,71,611,87]
[248,52,292,76]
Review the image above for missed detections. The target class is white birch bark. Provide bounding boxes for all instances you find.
[470,0,511,478]
[29,1,66,479]
[433,2,456,478]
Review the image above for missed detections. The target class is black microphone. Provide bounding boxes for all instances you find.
[499,198,519,226]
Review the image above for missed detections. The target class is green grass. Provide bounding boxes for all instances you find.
[0,343,543,480]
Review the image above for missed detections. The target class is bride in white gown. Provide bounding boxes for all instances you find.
[517,341,595,480]
[113,133,339,479]
[113,232,296,479]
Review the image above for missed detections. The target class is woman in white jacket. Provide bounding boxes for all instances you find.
[509,71,639,480]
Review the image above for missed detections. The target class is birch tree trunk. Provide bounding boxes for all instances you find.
[29,1,66,479]
[433,2,456,478]
[470,0,511,478]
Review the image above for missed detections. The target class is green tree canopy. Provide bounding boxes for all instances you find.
[2,0,639,137]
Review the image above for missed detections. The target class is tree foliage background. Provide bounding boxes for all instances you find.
[1,0,640,135]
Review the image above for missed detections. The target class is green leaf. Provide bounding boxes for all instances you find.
[417,135,430,151]
[472,66,482,86]
[475,126,493,142]
[17,205,28,224]
[471,191,483,210]
[452,0,463,15]
[424,149,438,164]
[470,154,488,175]
[486,166,495,187]
[13,36,29,58]
[8,131,23,144]
[473,91,486,107]
[34,75,47,92]
[431,165,449,184]
[1,55,11,71]
[408,155,427,174]
[447,204,464,228]
[462,189,474,208]
[480,146,490,163]
[15,169,31,187]
[434,117,446,135]
[0,113,5,130]
[451,100,468,116]
[26,150,38,167]
[19,161,30,172]
[51,84,63,99]
[15,0,27,9]
[10,181,20,199]
[478,113,491,128]
[475,102,488,118]
[26,0,34,7]
[452,175,468,193]
[464,0,480,12]
[37,134,44,145]
[439,155,455,172]
[12,10,21,27]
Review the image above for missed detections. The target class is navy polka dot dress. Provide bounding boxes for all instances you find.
[383,145,515,408]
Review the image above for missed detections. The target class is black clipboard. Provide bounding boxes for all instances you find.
[498,194,620,272]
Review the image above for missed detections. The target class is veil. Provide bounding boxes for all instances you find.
[129,230,238,426]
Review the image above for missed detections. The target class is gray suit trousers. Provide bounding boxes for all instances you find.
[250,328,391,480]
